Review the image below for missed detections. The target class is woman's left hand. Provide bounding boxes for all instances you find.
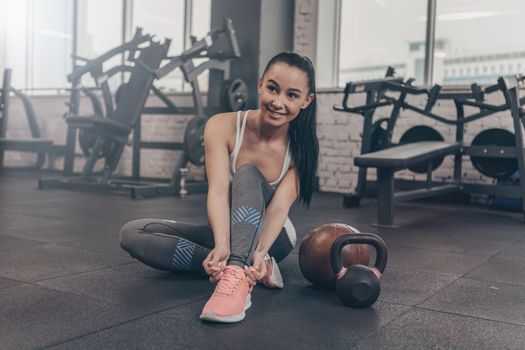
[244,251,267,290]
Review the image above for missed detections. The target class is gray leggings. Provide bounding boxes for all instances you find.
[119,164,296,274]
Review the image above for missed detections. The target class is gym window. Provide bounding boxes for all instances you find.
[0,0,74,91]
[0,0,211,93]
[337,0,427,87]
[436,0,525,85]
[324,0,525,88]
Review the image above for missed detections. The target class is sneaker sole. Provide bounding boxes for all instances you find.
[199,294,252,323]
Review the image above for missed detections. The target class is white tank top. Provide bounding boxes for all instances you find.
[229,110,292,188]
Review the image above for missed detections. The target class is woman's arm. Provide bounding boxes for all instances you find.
[203,113,233,273]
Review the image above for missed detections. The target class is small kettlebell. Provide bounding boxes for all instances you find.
[330,233,388,308]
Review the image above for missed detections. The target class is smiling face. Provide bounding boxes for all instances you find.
[258,62,314,126]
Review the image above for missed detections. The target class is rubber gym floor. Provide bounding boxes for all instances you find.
[1,172,525,350]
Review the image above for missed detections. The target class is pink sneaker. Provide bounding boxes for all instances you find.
[259,255,284,289]
[200,265,251,323]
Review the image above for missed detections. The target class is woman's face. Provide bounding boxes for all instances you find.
[258,62,314,126]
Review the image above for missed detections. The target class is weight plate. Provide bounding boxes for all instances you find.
[399,125,444,173]
[370,118,390,152]
[183,116,207,165]
[221,78,248,112]
[470,128,517,179]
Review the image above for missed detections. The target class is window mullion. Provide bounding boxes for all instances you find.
[424,0,437,85]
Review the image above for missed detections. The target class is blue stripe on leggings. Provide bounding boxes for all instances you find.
[231,205,261,228]
[172,239,196,270]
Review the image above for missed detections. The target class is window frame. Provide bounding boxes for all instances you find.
[1,0,206,93]
[325,0,437,88]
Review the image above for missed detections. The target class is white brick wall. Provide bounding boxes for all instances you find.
[293,0,317,63]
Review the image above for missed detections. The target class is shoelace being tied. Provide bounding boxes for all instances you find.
[216,267,243,295]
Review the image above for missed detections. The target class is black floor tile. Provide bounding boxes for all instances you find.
[494,242,525,261]
[62,234,129,257]
[420,278,525,325]
[1,215,115,243]
[0,244,133,282]
[378,267,457,306]
[0,234,44,252]
[36,263,213,316]
[467,257,525,286]
[0,284,137,350]
[48,287,410,350]
[0,277,22,290]
[372,202,524,242]
[1,211,62,232]
[353,308,525,350]
[378,231,511,257]
[386,246,488,276]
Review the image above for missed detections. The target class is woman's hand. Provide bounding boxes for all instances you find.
[244,251,267,289]
[203,245,230,284]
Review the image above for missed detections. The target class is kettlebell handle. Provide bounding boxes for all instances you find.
[330,233,388,276]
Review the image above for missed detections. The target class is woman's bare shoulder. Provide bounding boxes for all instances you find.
[204,112,238,149]
[206,112,237,131]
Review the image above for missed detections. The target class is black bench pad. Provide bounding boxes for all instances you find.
[0,138,53,151]
[354,141,461,169]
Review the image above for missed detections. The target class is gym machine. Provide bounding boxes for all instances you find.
[335,71,525,227]
[0,69,53,170]
[39,19,246,198]
[39,30,172,197]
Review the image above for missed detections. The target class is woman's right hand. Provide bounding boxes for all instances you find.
[203,245,230,283]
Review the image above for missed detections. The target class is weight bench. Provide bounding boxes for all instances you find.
[354,141,462,228]
[0,69,53,170]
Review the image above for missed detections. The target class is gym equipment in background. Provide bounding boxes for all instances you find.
[331,233,388,308]
[333,68,401,208]
[398,125,445,173]
[0,69,53,170]
[39,31,171,197]
[334,69,443,209]
[220,78,249,112]
[469,128,518,179]
[298,223,370,289]
[138,17,245,196]
[39,18,245,198]
[337,72,525,227]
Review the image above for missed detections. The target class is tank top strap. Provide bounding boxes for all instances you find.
[239,110,249,142]
[235,110,242,144]
[230,110,250,174]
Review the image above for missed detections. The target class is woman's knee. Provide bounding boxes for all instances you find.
[119,218,149,250]
[234,163,263,178]
[232,164,266,189]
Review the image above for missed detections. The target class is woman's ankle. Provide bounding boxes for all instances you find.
[226,264,244,271]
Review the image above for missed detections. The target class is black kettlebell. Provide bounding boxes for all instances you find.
[330,233,388,308]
